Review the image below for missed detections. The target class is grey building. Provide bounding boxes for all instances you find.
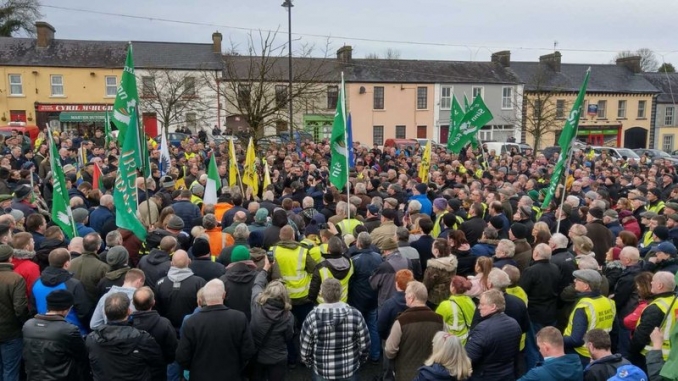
[641,73,678,151]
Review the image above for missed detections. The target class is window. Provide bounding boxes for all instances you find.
[638,100,647,118]
[618,100,627,118]
[185,112,197,130]
[666,106,675,126]
[237,84,251,107]
[50,75,64,96]
[275,85,288,108]
[142,76,154,97]
[105,76,117,97]
[664,135,675,152]
[556,99,565,119]
[183,76,196,96]
[534,100,542,116]
[8,74,22,95]
[395,125,406,139]
[373,126,384,145]
[417,87,428,109]
[501,87,513,109]
[326,85,338,109]
[373,86,384,109]
[440,86,452,109]
[597,100,607,118]
[417,125,427,139]
[472,86,484,100]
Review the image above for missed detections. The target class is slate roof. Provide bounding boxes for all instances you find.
[0,37,222,70]
[642,73,678,103]
[510,62,660,94]
[223,55,340,82]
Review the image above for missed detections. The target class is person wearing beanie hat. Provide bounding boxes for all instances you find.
[564,268,615,367]
[646,188,665,215]
[23,289,91,381]
[72,208,98,238]
[411,183,433,216]
[248,208,269,234]
[586,207,615,265]
[97,246,131,297]
[189,237,225,282]
[508,223,532,272]
[219,245,257,320]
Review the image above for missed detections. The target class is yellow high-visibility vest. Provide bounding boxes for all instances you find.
[316,263,354,304]
[564,296,616,358]
[273,246,311,299]
[640,295,678,360]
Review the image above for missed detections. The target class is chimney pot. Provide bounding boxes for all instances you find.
[491,50,511,67]
[616,56,642,73]
[35,21,55,48]
[212,31,223,54]
[337,46,353,64]
[539,51,562,72]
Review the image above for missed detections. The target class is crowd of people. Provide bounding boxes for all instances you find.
[1,125,678,381]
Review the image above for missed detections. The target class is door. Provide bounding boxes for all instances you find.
[142,113,158,137]
[439,125,449,144]
[587,134,603,146]
[417,125,427,139]
[624,127,648,149]
[9,110,26,123]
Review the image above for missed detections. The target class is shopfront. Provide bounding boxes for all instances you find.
[35,103,112,137]
[576,124,622,147]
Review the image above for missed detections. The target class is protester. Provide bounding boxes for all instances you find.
[412,331,472,381]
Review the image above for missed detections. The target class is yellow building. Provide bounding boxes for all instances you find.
[511,53,658,150]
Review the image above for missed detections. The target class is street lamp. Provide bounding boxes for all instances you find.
[281,0,294,142]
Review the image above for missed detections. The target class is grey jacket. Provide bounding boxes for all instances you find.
[249,272,294,365]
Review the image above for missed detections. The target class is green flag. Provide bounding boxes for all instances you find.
[48,129,77,239]
[112,44,139,146]
[114,110,147,240]
[104,110,113,149]
[447,95,494,153]
[446,96,465,152]
[541,68,591,208]
[329,76,348,190]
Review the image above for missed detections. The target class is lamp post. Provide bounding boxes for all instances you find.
[282,0,294,141]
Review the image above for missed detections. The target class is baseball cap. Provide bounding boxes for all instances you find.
[607,365,647,381]
[656,241,677,256]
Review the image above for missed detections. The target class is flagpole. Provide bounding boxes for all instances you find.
[134,107,153,226]
[341,72,350,221]
[555,137,577,233]
[47,124,78,238]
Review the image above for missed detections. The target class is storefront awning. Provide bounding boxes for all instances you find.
[59,112,106,122]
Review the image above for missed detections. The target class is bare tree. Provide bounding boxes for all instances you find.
[0,0,42,36]
[209,30,335,140]
[138,68,215,133]
[364,48,401,60]
[613,48,659,72]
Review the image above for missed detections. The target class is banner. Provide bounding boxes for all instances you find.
[47,127,78,239]
[329,75,348,190]
[112,44,140,145]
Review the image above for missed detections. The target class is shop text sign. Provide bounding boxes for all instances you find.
[36,104,113,112]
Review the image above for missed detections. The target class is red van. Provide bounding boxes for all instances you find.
[0,123,40,143]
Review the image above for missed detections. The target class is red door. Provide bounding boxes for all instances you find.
[440,125,449,144]
[142,113,158,137]
[587,134,603,146]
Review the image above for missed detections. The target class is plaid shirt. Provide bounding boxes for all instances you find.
[300,302,370,379]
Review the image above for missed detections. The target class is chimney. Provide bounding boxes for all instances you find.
[35,21,55,48]
[211,31,222,54]
[491,50,511,67]
[337,46,352,64]
[616,56,642,73]
[539,51,562,72]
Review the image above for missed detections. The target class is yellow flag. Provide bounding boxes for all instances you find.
[263,158,271,190]
[418,140,431,182]
[242,137,258,195]
[229,137,238,187]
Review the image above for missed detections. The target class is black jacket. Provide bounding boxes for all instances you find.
[348,248,382,315]
[249,272,294,365]
[85,322,164,381]
[519,259,561,325]
[189,257,225,282]
[155,269,206,329]
[461,217,485,246]
[220,261,258,320]
[471,293,529,338]
[176,305,255,381]
[137,249,171,290]
[22,314,90,381]
[465,312,522,381]
[612,263,642,318]
[34,238,69,272]
[584,353,630,381]
[454,249,477,278]
[130,310,178,379]
[629,291,676,367]
[411,235,435,273]
[551,248,576,293]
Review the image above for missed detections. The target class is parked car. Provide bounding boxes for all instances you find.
[279,131,314,143]
[483,142,521,155]
[0,123,40,143]
[416,138,446,151]
[634,148,678,164]
[518,143,533,154]
[383,138,418,150]
[592,146,640,160]
[153,132,190,148]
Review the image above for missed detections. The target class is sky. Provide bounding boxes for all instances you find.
[41,0,678,65]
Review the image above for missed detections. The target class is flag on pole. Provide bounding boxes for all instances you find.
[329,76,348,190]
[242,137,258,196]
[263,158,272,190]
[419,139,431,182]
[92,162,104,190]
[158,131,171,176]
[347,113,355,167]
[112,44,139,146]
[228,137,238,187]
[463,94,470,111]
[446,96,465,152]
[47,127,78,239]
[541,69,591,208]
[104,110,113,149]
[462,94,480,149]
[204,154,219,205]
[114,110,147,240]
[446,95,494,154]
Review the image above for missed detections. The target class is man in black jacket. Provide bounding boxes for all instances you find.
[189,237,225,282]
[410,218,435,273]
[155,251,206,333]
[130,287,178,380]
[176,278,255,381]
[612,247,643,357]
[86,292,164,381]
[461,202,486,246]
[23,290,90,381]
[584,329,631,381]
[519,243,560,330]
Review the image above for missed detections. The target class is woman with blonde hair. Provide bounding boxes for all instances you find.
[412,331,472,381]
[532,221,551,247]
[435,276,476,344]
[465,257,493,298]
[249,257,294,381]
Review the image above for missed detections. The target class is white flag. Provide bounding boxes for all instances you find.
[159,132,171,176]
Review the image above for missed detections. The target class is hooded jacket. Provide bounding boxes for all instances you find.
[518,353,584,381]
[85,322,164,381]
[220,261,257,320]
[96,266,130,298]
[34,238,69,272]
[249,271,294,365]
[31,266,92,335]
[11,249,39,297]
[137,248,171,290]
[348,248,382,314]
[90,285,137,330]
[471,238,499,257]
[0,263,29,341]
[583,353,630,381]
[308,253,353,303]
[130,310,178,379]
[423,256,459,306]
[370,251,412,308]
[156,267,206,329]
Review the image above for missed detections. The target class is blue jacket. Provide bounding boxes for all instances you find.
[466,312,521,381]
[471,241,497,257]
[30,232,45,251]
[76,223,96,237]
[410,194,433,217]
[413,363,456,381]
[377,291,407,340]
[518,354,583,381]
[348,248,383,314]
[32,266,92,336]
[89,206,114,235]
[606,221,623,238]
[172,200,201,233]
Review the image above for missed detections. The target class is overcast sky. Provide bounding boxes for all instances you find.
[42,0,678,65]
